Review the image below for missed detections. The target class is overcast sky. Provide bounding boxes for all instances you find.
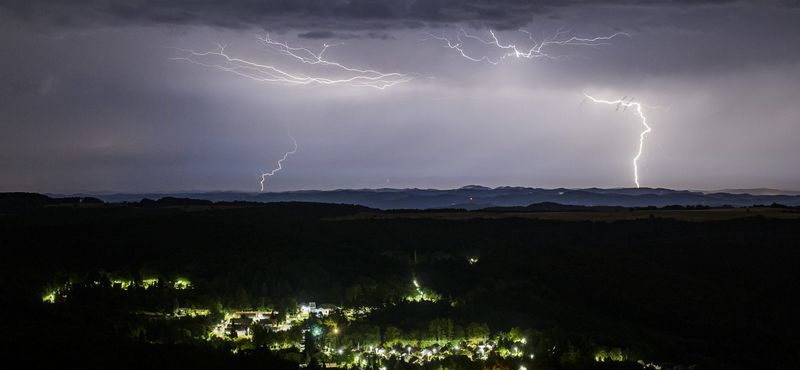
[2,1,799,193]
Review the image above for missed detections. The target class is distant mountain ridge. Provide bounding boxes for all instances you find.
[45,186,800,210]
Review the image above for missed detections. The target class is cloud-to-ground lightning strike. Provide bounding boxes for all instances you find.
[171,34,413,89]
[584,93,653,188]
[260,130,297,191]
[171,35,413,190]
[424,27,629,64]
[425,27,643,187]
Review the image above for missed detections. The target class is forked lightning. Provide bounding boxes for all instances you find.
[260,130,297,191]
[171,34,413,89]
[584,93,654,188]
[172,35,412,190]
[173,29,643,190]
[425,27,629,64]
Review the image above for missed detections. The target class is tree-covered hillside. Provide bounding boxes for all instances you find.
[1,195,797,370]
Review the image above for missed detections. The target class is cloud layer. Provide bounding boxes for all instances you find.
[2,1,800,192]
[5,0,787,32]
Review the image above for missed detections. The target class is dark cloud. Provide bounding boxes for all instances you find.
[297,30,394,40]
[367,32,394,40]
[298,30,337,39]
[2,0,776,32]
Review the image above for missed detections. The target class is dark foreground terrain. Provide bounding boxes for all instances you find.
[1,193,798,370]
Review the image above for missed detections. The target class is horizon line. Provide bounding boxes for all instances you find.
[28,185,800,197]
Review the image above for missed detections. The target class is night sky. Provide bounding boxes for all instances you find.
[2,1,799,193]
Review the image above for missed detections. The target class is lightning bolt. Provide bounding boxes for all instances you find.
[260,130,297,191]
[171,34,414,89]
[172,30,639,190]
[424,27,629,65]
[425,27,645,187]
[171,35,414,189]
[583,93,654,188]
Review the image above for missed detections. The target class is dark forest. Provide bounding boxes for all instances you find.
[1,193,797,370]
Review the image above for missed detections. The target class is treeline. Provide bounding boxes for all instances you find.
[0,192,103,212]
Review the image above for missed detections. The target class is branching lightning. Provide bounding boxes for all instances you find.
[171,35,415,190]
[172,30,643,190]
[424,27,629,64]
[260,130,297,191]
[171,34,413,89]
[425,27,649,187]
[583,93,656,188]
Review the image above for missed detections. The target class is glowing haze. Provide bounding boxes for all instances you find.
[1,1,800,193]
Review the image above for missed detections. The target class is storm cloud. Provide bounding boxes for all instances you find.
[3,0,788,32]
[1,1,800,192]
